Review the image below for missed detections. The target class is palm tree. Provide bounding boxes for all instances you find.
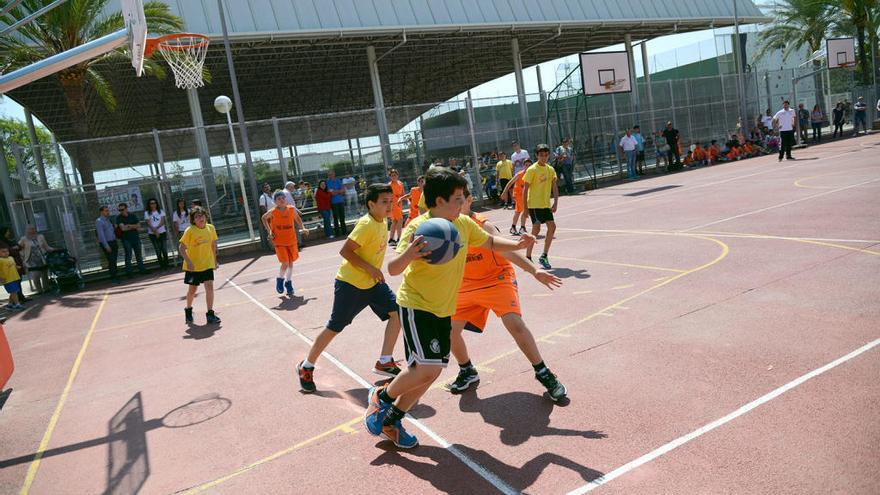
[0,0,184,207]
[828,0,879,84]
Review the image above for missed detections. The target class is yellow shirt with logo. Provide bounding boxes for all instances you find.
[523,162,557,209]
[0,257,20,283]
[180,224,217,272]
[495,159,513,180]
[395,213,489,317]
[336,214,388,289]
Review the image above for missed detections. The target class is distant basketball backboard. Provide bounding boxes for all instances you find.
[826,38,856,69]
[122,0,147,76]
[580,51,632,96]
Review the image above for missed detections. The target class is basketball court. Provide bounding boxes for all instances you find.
[1,134,878,494]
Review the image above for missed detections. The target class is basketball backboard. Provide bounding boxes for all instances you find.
[580,51,633,96]
[122,0,147,76]
[826,38,856,69]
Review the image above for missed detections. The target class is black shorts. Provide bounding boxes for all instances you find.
[400,306,451,367]
[528,208,555,225]
[184,269,214,286]
[327,279,398,332]
[637,151,645,161]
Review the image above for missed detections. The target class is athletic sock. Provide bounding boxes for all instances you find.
[382,405,406,426]
[532,361,548,374]
[459,360,474,370]
[378,388,395,405]
[301,359,315,369]
[379,355,393,364]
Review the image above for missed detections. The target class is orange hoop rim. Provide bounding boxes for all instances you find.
[144,33,209,57]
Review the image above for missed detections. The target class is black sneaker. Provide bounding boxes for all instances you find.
[297,361,316,393]
[206,310,221,324]
[184,307,193,324]
[446,366,479,393]
[538,254,552,270]
[509,226,518,235]
[519,226,528,235]
[388,239,397,247]
[535,369,567,401]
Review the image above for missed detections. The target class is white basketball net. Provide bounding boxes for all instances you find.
[158,35,209,89]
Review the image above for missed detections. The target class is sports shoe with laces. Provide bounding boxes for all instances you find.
[519,226,528,235]
[372,360,402,377]
[363,385,392,435]
[184,307,194,324]
[536,369,567,401]
[538,254,552,270]
[381,420,418,448]
[446,366,479,393]
[284,280,294,296]
[297,361,316,393]
[275,277,284,294]
[206,310,221,324]
[509,225,518,235]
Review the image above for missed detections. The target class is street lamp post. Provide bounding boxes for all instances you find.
[215,95,255,241]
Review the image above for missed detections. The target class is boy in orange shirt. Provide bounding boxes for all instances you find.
[388,169,405,246]
[708,140,721,164]
[693,144,707,166]
[261,191,306,296]
[398,175,425,226]
[499,159,530,235]
[447,189,566,401]
[683,151,695,167]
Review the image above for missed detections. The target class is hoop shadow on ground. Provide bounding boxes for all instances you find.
[0,393,230,495]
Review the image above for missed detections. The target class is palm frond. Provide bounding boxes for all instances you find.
[85,66,116,112]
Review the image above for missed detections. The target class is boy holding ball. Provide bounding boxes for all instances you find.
[363,167,534,448]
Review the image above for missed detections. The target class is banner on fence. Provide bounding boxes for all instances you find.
[99,185,144,211]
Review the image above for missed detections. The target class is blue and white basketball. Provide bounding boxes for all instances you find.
[414,218,462,265]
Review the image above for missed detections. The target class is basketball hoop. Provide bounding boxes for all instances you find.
[602,79,626,91]
[145,33,209,89]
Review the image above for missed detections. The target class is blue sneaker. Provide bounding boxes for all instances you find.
[363,385,391,436]
[284,280,294,296]
[381,420,418,449]
[275,277,284,294]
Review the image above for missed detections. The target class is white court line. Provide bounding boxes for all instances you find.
[683,177,880,232]
[567,337,880,494]
[227,279,519,495]
[690,232,880,244]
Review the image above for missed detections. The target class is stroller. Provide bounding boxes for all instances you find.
[45,249,85,293]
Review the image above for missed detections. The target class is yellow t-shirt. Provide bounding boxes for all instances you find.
[523,162,557,209]
[418,192,427,211]
[336,214,388,289]
[495,159,513,180]
[0,257,20,283]
[180,224,217,272]
[395,213,490,317]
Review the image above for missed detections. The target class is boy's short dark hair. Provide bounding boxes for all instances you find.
[424,167,467,208]
[98,205,108,213]
[189,206,208,225]
[273,191,286,201]
[118,202,128,209]
[365,183,393,205]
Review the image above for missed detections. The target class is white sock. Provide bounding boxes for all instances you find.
[285,265,293,281]
[379,355,393,364]
[277,266,285,278]
[301,359,315,368]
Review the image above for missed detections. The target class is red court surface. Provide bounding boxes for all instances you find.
[1,135,878,495]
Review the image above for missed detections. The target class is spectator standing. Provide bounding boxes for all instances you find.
[259,183,273,216]
[116,203,146,276]
[172,198,190,238]
[773,100,796,161]
[632,126,645,175]
[853,96,868,135]
[797,103,810,143]
[96,206,120,283]
[761,109,774,130]
[810,105,823,143]
[618,129,639,180]
[326,170,347,236]
[554,137,575,194]
[655,132,669,172]
[303,182,314,209]
[832,102,845,138]
[510,140,530,175]
[294,180,306,209]
[315,180,334,238]
[495,151,513,208]
[0,226,27,300]
[342,175,358,213]
[661,122,682,170]
[144,198,170,269]
[19,225,55,293]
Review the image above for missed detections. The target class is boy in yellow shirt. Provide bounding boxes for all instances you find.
[523,144,559,269]
[179,206,220,324]
[495,151,513,209]
[297,184,402,392]
[363,167,534,448]
[0,246,24,311]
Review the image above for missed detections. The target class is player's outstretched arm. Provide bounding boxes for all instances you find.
[340,239,384,283]
[388,235,431,276]
[482,231,535,254]
[483,219,560,290]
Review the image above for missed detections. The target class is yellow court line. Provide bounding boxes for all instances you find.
[179,417,361,494]
[553,255,686,273]
[20,292,109,495]
[612,284,636,290]
[688,231,880,257]
[793,165,879,189]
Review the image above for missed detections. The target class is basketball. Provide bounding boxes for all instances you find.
[414,218,461,265]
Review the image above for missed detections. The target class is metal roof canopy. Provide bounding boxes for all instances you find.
[5,0,768,172]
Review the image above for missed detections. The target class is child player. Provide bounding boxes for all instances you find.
[0,245,24,311]
[297,184,403,392]
[261,191,307,296]
[448,189,567,400]
[179,206,220,324]
[522,144,559,269]
[363,167,534,448]
[388,169,405,246]
[398,175,425,226]
[500,159,531,235]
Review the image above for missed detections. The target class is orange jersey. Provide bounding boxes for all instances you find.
[512,171,525,199]
[270,206,299,246]
[683,155,694,165]
[459,213,512,292]
[708,146,720,159]
[408,186,422,217]
[744,144,754,155]
[693,147,706,160]
[390,180,404,219]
